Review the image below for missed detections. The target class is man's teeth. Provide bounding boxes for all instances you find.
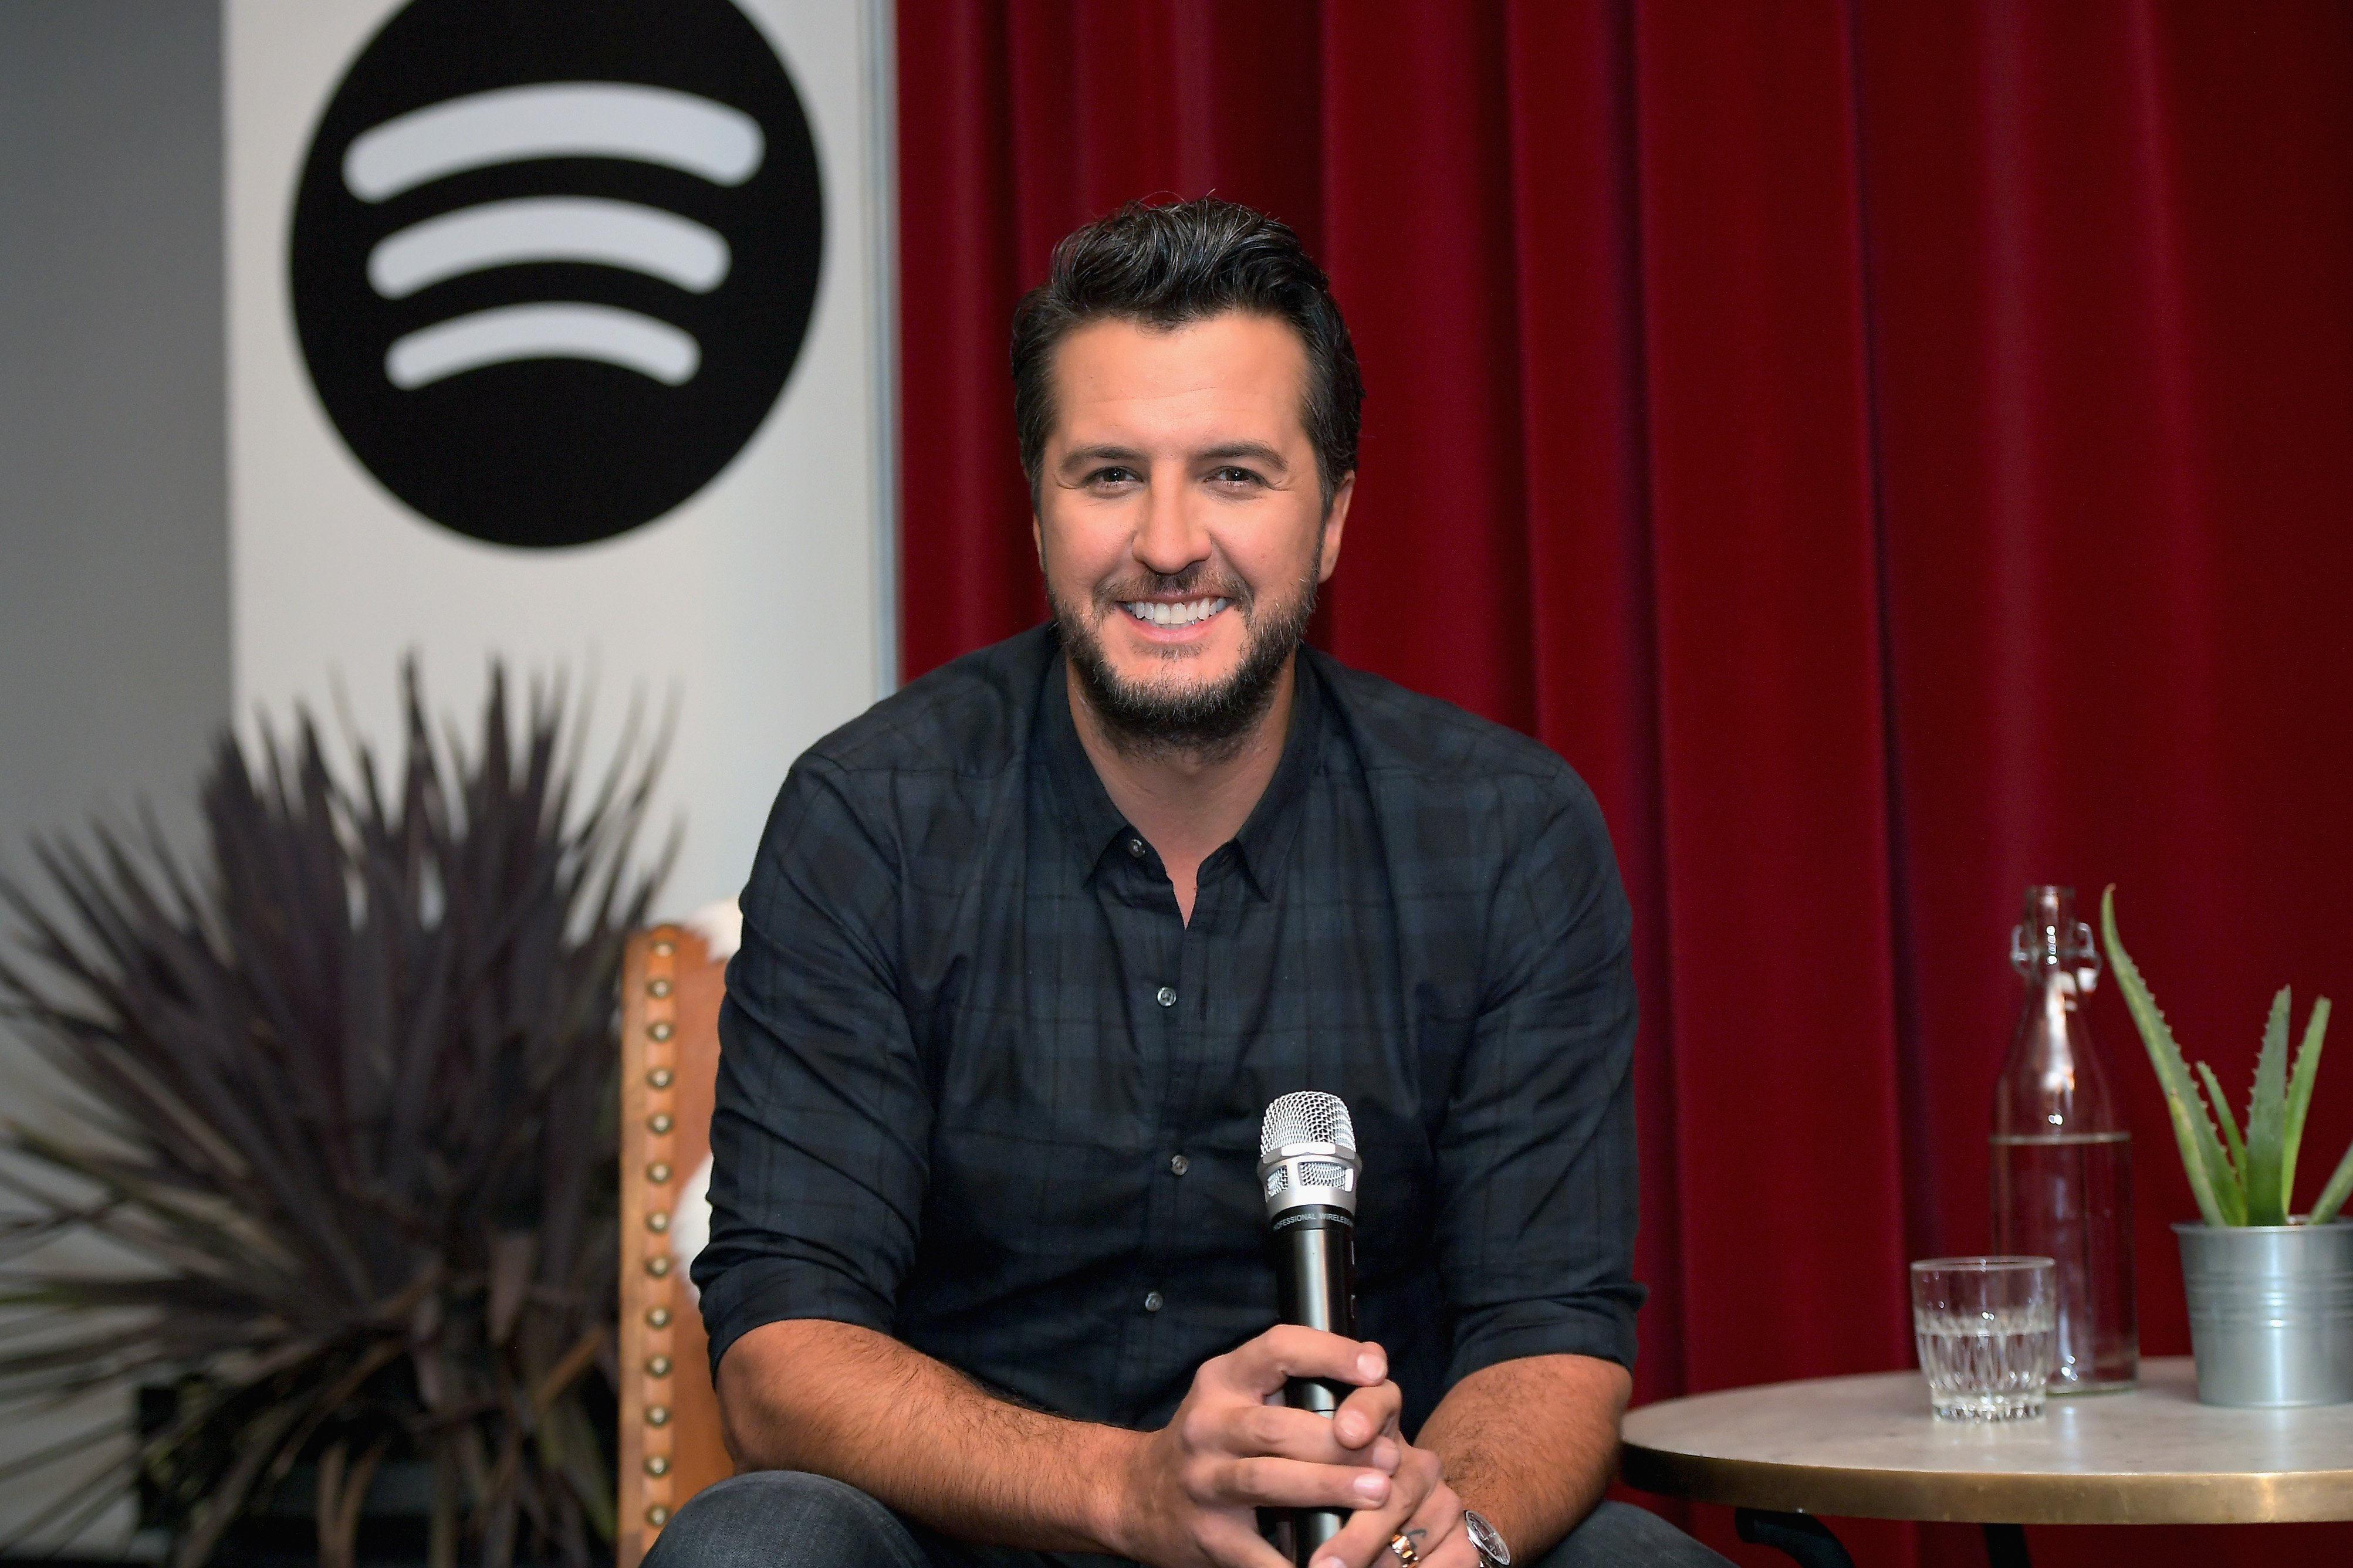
[1123,597,1229,628]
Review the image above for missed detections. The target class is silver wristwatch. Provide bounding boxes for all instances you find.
[1462,1511,1511,1568]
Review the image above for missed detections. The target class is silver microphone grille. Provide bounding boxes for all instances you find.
[1260,1091,1356,1160]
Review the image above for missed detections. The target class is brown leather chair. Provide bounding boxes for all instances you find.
[618,924,735,1566]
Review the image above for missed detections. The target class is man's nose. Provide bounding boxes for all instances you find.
[1132,471,1209,576]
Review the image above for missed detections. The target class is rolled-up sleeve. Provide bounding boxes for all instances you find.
[1435,779,1643,1387]
[692,757,928,1375]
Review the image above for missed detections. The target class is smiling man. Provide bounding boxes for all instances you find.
[660,200,1726,1568]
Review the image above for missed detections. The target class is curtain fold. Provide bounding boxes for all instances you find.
[897,5,2353,1562]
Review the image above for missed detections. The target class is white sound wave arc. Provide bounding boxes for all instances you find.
[343,82,766,202]
[385,303,700,389]
[367,198,731,298]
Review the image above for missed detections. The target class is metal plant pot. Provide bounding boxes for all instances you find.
[2174,1220,2353,1407]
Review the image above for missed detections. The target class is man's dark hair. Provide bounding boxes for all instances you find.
[1010,197,1365,512]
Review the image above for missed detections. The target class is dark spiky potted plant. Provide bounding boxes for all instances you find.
[2101,887,2353,1408]
[0,667,670,1565]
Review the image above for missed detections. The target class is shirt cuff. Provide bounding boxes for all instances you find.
[1446,1292,1644,1389]
[697,1255,897,1377]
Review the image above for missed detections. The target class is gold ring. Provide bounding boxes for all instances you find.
[1387,1535,1422,1568]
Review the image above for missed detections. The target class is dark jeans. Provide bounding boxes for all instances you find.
[644,1471,1732,1568]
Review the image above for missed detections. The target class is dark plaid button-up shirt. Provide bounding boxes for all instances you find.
[698,626,1641,1436]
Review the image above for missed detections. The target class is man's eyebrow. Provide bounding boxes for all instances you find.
[1052,441,1293,474]
[1056,443,1148,470]
[1195,442,1290,471]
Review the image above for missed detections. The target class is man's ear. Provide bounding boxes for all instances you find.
[1316,472,1355,584]
[1031,512,1046,573]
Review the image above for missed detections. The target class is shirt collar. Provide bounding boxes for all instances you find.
[1038,646,1132,879]
[1037,639,1327,901]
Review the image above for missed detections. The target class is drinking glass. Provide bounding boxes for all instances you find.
[1910,1256,2057,1420]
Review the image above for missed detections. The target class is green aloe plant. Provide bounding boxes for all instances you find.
[2101,886,2353,1228]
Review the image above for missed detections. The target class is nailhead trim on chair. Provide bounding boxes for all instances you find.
[636,930,680,1545]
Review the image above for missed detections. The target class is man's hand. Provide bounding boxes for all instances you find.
[721,1321,1618,1568]
[1115,1326,1410,1568]
[1301,1435,1471,1568]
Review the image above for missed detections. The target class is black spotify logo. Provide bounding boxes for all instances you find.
[290,0,823,549]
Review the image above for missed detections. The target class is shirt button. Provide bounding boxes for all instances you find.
[1127,837,1147,858]
[1143,1290,1165,1313]
[1155,985,1176,1008]
[1168,1154,1189,1177]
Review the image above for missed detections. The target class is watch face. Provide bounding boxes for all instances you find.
[1463,1511,1510,1567]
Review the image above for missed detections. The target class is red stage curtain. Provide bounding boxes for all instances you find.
[896,5,2353,1563]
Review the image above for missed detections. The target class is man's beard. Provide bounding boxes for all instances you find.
[1052,557,1319,763]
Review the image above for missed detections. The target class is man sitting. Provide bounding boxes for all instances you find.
[656,197,1726,1568]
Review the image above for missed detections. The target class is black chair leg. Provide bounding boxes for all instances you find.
[1982,1523,2031,1567]
[1733,1509,1856,1568]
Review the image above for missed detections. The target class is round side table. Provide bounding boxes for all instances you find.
[1620,1356,2353,1566]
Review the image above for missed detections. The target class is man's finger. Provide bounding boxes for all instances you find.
[1319,1506,1463,1568]
[1223,1326,1389,1396]
[1328,1379,1402,1450]
[1220,1402,1402,1468]
[1414,1534,1483,1568]
[1200,1515,1294,1568]
[1306,1447,1454,1568]
[1206,1454,1400,1513]
[1351,1521,1476,1568]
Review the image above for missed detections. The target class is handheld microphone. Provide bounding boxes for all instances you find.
[1259,1091,1362,1568]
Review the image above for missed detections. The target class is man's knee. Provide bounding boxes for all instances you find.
[1536,1501,1735,1568]
[643,1471,928,1568]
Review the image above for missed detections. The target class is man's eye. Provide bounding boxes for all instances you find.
[1090,466,1138,486]
[1210,467,1259,485]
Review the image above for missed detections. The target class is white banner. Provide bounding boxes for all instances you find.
[226,0,894,910]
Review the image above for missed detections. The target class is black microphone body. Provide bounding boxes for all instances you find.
[1259,1092,1364,1568]
[1273,1203,1357,1562]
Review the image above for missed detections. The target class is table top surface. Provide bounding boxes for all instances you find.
[1619,1357,2353,1525]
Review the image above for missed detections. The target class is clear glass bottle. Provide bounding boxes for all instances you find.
[1990,885,2139,1391]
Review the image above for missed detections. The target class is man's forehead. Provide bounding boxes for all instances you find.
[1049,313,1310,441]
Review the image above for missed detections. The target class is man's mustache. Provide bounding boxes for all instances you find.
[1092,566,1250,609]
